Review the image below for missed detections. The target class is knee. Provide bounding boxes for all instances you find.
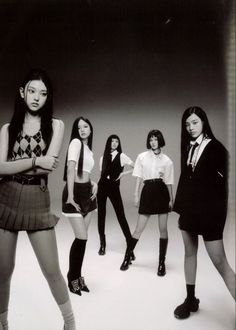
[44,268,63,284]
[210,254,226,271]
[0,261,15,283]
[184,247,197,258]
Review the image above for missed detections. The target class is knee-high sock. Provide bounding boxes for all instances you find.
[58,300,76,330]
[159,238,168,261]
[68,238,87,280]
[0,311,8,330]
[127,237,138,253]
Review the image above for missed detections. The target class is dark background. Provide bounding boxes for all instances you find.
[0,0,233,201]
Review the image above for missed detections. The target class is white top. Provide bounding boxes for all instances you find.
[187,134,211,168]
[67,138,94,173]
[99,150,133,171]
[133,150,174,184]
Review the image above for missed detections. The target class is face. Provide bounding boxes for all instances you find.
[185,113,203,140]
[149,136,159,150]
[78,119,91,140]
[20,80,48,112]
[111,138,119,151]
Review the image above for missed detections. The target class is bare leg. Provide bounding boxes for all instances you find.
[68,210,93,240]
[181,230,198,284]
[28,229,75,329]
[28,229,69,304]
[158,213,168,239]
[204,239,236,300]
[132,214,150,239]
[0,229,18,329]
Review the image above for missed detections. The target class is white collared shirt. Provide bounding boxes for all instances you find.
[132,150,174,184]
[187,134,211,167]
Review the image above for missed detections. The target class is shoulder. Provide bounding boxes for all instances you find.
[162,153,173,164]
[207,139,227,154]
[52,118,64,132]
[69,138,82,148]
[137,151,148,159]
[0,123,10,133]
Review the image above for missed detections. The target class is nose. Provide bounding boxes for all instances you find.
[34,92,39,101]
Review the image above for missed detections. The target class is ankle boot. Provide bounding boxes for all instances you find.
[67,277,82,296]
[120,237,138,271]
[157,238,168,276]
[78,276,90,292]
[120,249,132,271]
[98,235,106,255]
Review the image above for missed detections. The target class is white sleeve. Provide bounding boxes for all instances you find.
[67,139,81,162]
[120,153,133,167]
[164,160,174,185]
[132,154,142,178]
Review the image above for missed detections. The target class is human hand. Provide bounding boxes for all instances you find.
[36,156,59,171]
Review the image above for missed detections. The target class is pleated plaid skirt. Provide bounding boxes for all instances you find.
[0,181,59,231]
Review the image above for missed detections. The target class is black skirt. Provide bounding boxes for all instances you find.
[139,179,170,215]
[62,181,97,217]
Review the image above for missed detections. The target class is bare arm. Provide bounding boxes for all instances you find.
[66,160,81,211]
[116,161,134,180]
[0,119,64,176]
[166,184,174,211]
[134,176,143,207]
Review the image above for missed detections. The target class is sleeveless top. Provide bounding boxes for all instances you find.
[11,130,46,160]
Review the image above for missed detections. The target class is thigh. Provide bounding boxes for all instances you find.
[204,239,226,264]
[181,230,198,256]
[0,229,18,276]
[68,217,88,239]
[27,229,61,276]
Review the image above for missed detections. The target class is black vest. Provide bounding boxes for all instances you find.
[101,153,124,181]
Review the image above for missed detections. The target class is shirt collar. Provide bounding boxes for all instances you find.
[190,134,204,146]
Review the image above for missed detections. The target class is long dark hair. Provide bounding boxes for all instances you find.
[101,134,122,175]
[63,116,93,181]
[180,106,215,169]
[8,69,53,159]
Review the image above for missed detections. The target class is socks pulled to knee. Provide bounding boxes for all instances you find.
[186,284,196,301]
[0,311,8,330]
[159,238,168,261]
[68,238,87,280]
[59,300,76,330]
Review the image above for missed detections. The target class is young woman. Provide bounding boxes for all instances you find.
[97,134,134,256]
[0,69,75,330]
[62,116,97,296]
[120,129,174,275]
[173,106,235,319]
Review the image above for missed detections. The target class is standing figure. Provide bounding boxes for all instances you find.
[173,106,235,319]
[62,117,97,296]
[97,134,134,256]
[0,69,75,330]
[120,129,174,275]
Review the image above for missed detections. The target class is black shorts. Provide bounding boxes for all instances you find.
[139,179,170,215]
[62,181,97,218]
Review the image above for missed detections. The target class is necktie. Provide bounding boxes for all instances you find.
[188,142,199,167]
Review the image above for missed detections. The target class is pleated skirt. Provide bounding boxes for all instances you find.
[0,181,58,231]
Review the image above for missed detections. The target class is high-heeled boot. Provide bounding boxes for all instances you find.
[68,238,88,295]
[98,235,106,255]
[157,238,168,276]
[120,237,138,271]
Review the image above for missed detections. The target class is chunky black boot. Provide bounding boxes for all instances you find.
[98,235,106,255]
[174,297,200,319]
[157,238,168,276]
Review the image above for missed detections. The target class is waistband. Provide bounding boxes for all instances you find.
[144,178,163,184]
[2,174,48,186]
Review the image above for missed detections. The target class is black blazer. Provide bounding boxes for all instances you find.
[174,139,228,235]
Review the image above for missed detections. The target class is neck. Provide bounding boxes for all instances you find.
[153,148,161,155]
[24,112,41,123]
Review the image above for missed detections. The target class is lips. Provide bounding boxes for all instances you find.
[31,103,39,107]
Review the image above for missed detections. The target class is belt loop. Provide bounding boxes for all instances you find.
[40,177,47,192]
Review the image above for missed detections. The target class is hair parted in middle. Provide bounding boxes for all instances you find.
[101,134,122,176]
[63,116,93,181]
[146,129,165,149]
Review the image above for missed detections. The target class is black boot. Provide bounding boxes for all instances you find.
[157,238,168,276]
[120,237,138,271]
[98,235,106,255]
[68,238,87,295]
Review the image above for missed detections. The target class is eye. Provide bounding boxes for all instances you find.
[28,88,34,94]
[40,91,47,97]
